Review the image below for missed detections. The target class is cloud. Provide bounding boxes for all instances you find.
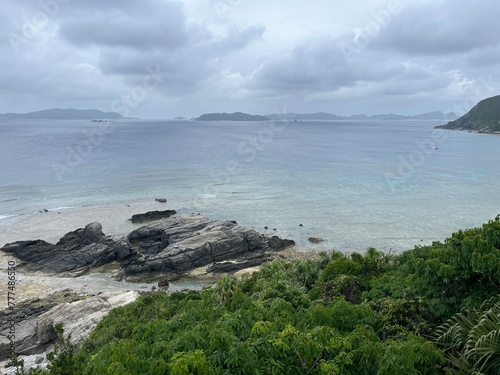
[0,0,499,117]
[246,37,359,92]
[59,1,188,50]
[371,0,500,56]
[93,23,264,95]
[211,25,264,51]
[0,0,265,112]
[466,46,500,69]
[245,36,449,98]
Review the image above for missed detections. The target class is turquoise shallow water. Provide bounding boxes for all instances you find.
[0,119,499,251]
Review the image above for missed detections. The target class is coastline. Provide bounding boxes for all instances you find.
[2,198,498,255]
[434,126,500,135]
[0,205,324,307]
[0,200,431,254]
[0,212,319,373]
[0,207,321,302]
[0,199,338,252]
[0,200,175,246]
[0,237,317,311]
[1,204,498,372]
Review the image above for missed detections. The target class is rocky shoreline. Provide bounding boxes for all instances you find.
[2,213,295,282]
[0,289,139,373]
[442,128,500,135]
[0,212,298,373]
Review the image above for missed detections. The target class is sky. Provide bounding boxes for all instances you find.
[1,0,499,119]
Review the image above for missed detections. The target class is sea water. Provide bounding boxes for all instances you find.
[1,118,499,252]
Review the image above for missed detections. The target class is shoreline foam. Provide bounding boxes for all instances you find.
[0,200,176,246]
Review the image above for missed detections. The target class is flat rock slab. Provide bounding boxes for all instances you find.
[0,290,138,363]
[130,210,177,223]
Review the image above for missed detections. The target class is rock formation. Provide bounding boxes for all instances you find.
[0,290,138,368]
[1,214,295,281]
[130,209,177,223]
[308,237,325,244]
[1,223,133,276]
[123,214,294,280]
[0,213,295,372]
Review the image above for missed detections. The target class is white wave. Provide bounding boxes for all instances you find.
[48,206,75,211]
[32,206,76,214]
[199,194,216,199]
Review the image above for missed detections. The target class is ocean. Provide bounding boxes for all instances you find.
[1,118,499,252]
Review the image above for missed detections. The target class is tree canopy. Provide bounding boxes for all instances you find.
[20,216,500,374]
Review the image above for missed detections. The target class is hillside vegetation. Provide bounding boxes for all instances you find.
[21,216,500,374]
[436,95,500,132]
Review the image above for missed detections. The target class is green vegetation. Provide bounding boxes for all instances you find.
[436,95,500,132]
[435,299,500,374]
[23,216,500,374]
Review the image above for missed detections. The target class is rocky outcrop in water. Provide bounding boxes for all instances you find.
[0,213,295,372]
[130,209,177,223]
[1,214,295,281]
[308,237,325,244]
[123,214,294,280]
[1,223,133,276]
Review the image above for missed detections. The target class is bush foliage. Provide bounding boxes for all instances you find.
[22,216,500,374]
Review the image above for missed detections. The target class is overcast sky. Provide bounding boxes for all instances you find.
[1,0,499,118]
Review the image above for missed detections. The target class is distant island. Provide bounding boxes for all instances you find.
[1,108,462,122]
[195,111,458,121]
[435,95,500,133]
[0,108,126,120]
[196,112,268,121]
[194,111,457,122]
[266,111,457,121]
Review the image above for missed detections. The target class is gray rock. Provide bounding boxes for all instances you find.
[1,223,132,275]
[130,210,177,223]
[267,236,296,251]
[99,235,134,260]
[123,214,291,280]
[157,279,170,289]
[0,291,138,363]
[308,237,325,244]
[0,290,83,361]
[82,222,105,242]
[1,214,294,281]
[206,255,270,274]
